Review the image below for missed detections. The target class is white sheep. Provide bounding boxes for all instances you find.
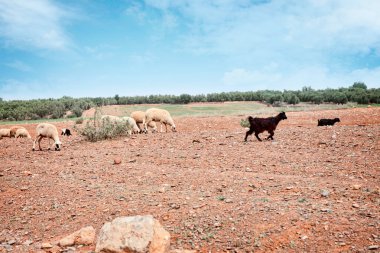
[32,123,62,151]
[143,108,176,133]
[130,111,157,133]
[10,126,26,138]
[121,116,140,134]
[0,128,11,139]
[15,128,31,138]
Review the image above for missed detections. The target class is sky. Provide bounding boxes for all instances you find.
[0,0,380,100]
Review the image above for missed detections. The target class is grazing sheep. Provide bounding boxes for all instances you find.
[15,128,31,138]
[33,123,62,151]
[130,111,157,133]
[10,126,26,138]
[61,128,72,136]
[121,116,140,134]
[0,128,11,139]
[317,118,340,126]
[143,108,176,133]
[244,112,287,142]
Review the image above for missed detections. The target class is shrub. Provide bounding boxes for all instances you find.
[240,118,250,128]
[74,109,131,142]
[75,118,84,124]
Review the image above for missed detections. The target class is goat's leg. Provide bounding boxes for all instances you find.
[244,129,254,142]
[267,131,274,140]
[254,132,262,141]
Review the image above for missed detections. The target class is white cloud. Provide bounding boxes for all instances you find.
[5,60,32,72]
[0,0,73,50]
[142,0,380,57]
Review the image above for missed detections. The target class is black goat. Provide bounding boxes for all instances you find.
[244,112,287,142]
[317,118,340,126]
[61,128,72,136]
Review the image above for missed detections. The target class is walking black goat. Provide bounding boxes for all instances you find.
[317,118,340,126]
[244,112,287,142]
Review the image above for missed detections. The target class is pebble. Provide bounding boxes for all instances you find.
[352,203,360,208]
[352,184,361,190]
[113,158,122,165]
[41,242,53,249]
[368,245,379,250]
[7,239,16,245]
[321,189,330,197]
[225,199,233,203]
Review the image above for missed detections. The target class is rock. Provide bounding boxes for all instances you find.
[95,215,170,253]
[7,239,16,245]
[59,226,96,247]
[41,242,53,249]
[352,203,360,208]
[352,184,361,190]
[321,189,330,197]
[113,158,122,165]
[368,245,379,250]
[224,199,233,203]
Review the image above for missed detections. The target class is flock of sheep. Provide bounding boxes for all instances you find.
[0,107,340,151]
[0,108,177,151]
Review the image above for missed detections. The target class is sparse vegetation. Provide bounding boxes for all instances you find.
[240,118,250,128]
[74,108,131,142]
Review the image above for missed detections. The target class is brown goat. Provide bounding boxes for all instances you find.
[244,112,287,142]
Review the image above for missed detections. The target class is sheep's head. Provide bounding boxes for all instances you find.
[334,118,340,122]
[55,141,62,151]
[171,125,177,132]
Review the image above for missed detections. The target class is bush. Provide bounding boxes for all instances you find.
[74,110,131,142]
[240,118,250,128]
[75,118,84,124]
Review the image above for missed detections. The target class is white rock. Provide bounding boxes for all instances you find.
[95,215,170,253]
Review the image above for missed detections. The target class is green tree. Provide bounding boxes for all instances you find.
[114,94,120,104]
[351,82,367,90]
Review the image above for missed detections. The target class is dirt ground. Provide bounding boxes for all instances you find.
[0,107,379,252]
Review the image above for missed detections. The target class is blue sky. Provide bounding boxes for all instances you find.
[0,0,379,100]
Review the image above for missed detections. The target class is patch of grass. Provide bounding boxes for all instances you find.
[298,198,307,203]
[217,196,226,201]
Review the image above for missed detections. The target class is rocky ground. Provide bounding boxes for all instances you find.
[0,107,379,252]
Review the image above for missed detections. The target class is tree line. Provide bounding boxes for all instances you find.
[0,82,379,121]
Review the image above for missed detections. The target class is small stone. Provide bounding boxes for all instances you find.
[321,189,330,197]
[41,242,53,249]
[23,240,33,246]
[368,245,379,250]
[300,235,308,240]
[352,203,360,208]
[224,199,233,203]
[352,184,361,190]
[20,186,29,191]
[113,158,122,165]
[7,239,16,245]
[23,171,32,176]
